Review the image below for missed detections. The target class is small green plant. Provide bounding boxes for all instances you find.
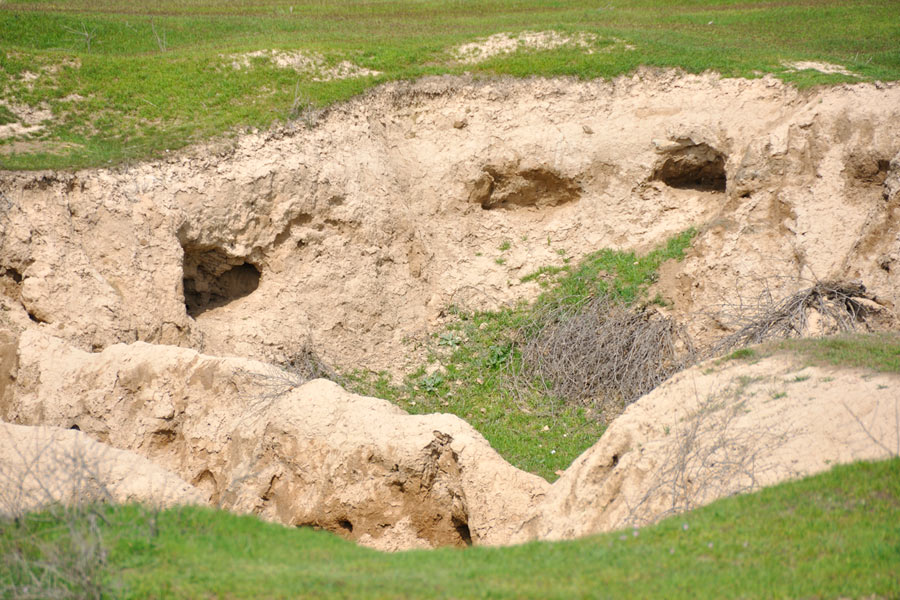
[495,257,506,265]
[0,105,17,126]
[727,348,756,361]
[520,265,568,287]
[498,240,511,252]
[481,343,512,370]
[417,372,445,394]
[437,332,463,348]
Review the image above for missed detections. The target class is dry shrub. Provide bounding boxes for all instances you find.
[711,280,892,356]
[515,296,696,410]
[239,344,340,408]
[0,430,119,599]
[625,387,791,528]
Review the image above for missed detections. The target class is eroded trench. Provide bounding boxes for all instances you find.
[1,73,900,551]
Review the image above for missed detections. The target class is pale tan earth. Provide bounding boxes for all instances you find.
[3,329,548,550]
[1,326,897,549]
[1,70,898,374]
[0,421,206,517]
[1,70,900,550]
[783,61,856,76]
[226,50,381,81]
[515,354,900,542]
[452,31,634,64]
[0,100,52,139]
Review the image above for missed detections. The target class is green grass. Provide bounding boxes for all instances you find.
[776,332,900,374]
[346,229,696,481]
[4,458,898,598]
[2,1,899,169]
[726,332,900,374]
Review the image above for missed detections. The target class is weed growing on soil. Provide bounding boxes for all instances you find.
[347,229,696,480]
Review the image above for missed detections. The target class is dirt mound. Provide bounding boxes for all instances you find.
[4,330,547,550]
[451,31,628,64]
[515,353,899,542]
[0,421,206,517]
[226,50,380,81]
[3,328,896,549]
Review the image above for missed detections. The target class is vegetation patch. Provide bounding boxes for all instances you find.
[347,229,697,480]
[773,332,900,374]
[2,1,899,169]
[3,458,898,599]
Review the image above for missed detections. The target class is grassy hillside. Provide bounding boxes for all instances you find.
[3,458,898,598]
[1,0,899,169]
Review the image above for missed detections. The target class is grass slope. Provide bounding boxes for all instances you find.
[4,458,898,598]
[1,0,899,169]
[726,332,900,374]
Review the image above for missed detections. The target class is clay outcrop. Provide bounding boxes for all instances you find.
[1,72,898,374]
[5,330,547,550]
[0,421,206,517]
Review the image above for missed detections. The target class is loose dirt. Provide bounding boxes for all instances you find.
[452,31,634,64]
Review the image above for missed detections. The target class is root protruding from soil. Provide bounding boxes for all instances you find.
[182,245,260,317]
[652,142,726,192]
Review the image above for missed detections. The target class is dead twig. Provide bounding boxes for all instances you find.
[150,19,167,53]
[512,295,696,412]
[62,22,97,53]
[624,382,792,527]
[710,280,888,356]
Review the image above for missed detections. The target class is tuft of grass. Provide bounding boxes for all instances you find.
[726,347,757,361]
[4,458,898,599]
[536,228,696,308]
[0,105,18,126]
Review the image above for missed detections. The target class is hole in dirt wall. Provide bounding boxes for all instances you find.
[182,245,261,318]
[652,143,727,192]
[0,266,23,300]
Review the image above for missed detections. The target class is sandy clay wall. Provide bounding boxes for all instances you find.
[1,70,899,550]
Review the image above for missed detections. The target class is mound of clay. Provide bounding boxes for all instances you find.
[2,71,900,551]
[0,421,206,517]
[4,330,547,550]
[516,353,900,542]
[5,327,898,550]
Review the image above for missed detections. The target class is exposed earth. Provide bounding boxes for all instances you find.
[1,70,899,551]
